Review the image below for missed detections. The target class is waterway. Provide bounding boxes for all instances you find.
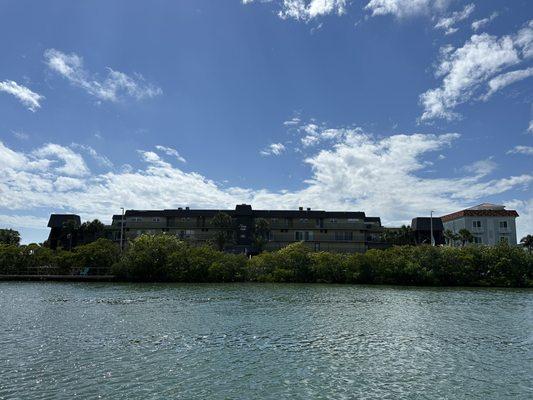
[0,282,531,399]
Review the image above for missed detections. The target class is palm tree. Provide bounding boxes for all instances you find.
[444,229,459,246]
[458,228,473,246]
[520,235,533,254]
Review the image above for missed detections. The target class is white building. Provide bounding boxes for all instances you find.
[441,203,519,246]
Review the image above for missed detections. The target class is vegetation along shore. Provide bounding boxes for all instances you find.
[0,233,531,287]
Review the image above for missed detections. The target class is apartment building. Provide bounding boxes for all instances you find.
[109,204,386,253]
[440,203,519,246]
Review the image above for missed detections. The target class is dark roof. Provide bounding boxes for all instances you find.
[47,214,81,228]
[411,217,444,231]
[124,204,371,221]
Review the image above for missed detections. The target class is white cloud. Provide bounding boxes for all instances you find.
[462,158,497,177]
[507,145,533,156]
[243,0,347,21]
[284,116,302,126]
[260,143,286,156]
[472,12,498,31]
[484,67,533,99]
[54,176,86,192]
[1,130,531,240]
[420,22,533,121]
[365,0,450,19]
[434,3,475,35]
[505,198,533,240]
[33,143,90,177]
[0,214,49,230]
[71,143,113,168]
[528,120,533,134]
[155,145,187,163]
[44,49,162,102]
[0,80,44,111]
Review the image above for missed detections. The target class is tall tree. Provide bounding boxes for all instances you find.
[0,229,21,246]
[520,235,533,254]
[211,212,234,251]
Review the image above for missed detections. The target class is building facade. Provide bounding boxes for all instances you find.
[440,203,519,246]
[411,217,445,245]
[108,204,386,253]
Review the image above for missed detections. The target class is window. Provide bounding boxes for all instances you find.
[473,236,482,244]
[499,221,508,229]
[299,218,308,223]
[239,225,247,231]
[335,231,354,241]
[152,217,160,222]
[472,220,482,228]
[330,218,337,223]
[130,217,142,222]
[295,231,313,241]
[347,218,360,222]
[500,236,509,244]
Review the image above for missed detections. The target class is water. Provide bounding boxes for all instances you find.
[0,283,531,399]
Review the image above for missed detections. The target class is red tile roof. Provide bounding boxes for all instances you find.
[440,209,519,222]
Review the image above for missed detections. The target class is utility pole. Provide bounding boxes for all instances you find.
[430,210,435,246]
[120,207,125,253]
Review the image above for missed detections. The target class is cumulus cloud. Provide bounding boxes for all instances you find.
[434,3,475,35]
[419,21,533,121]
[155,145,187,163]
[0,80,44,111]
[472,12,498,31]
[243,0,347,21]
[365,0,450,19]
[44,49,162,102]
[507,145,533,156]
[260,143,286,156]
[484,67,533,99]
[1,129,531,239]
[32,143,90,177]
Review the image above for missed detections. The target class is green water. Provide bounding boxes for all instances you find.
[0,283,531,399]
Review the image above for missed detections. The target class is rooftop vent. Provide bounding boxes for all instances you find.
[298,206,303,211]
[307,207,311,211]
[178,207,182,210]
[185,206,190,210]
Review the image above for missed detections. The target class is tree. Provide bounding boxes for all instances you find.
[253,218,270,252]
[444,229,459,246]
[0,229,21,246]
[79,219,105,244]
[520,235,533,254]
[458,229,474,246]
[211,212,234,251]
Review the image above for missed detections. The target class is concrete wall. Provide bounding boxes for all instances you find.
[443,216,517,245]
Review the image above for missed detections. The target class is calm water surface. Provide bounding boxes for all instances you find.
[0,283,531,399]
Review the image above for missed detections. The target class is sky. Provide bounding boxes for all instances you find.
[0,0,532,244]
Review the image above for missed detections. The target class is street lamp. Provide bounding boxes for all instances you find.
[430,210,435,246]
[120,207,125,253]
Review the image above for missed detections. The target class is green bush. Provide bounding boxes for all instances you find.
[0,233,531,287]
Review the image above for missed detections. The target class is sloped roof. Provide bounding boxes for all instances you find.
[467,203,506,210]
[47,214,81,228]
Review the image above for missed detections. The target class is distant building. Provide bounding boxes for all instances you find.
[411,217,445,245]
[106,204,387,254]
[47,214,81,250]
[440,203,519,246]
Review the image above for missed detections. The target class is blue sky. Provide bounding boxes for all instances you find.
[0,0,532,243]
